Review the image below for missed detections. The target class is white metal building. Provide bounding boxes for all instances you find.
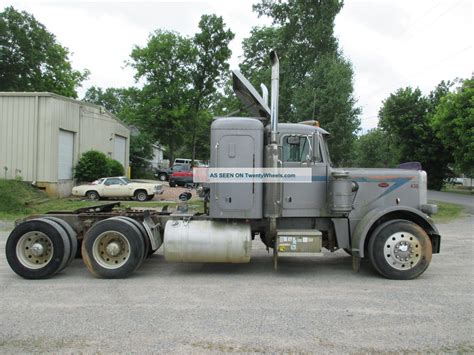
[0,92,130,197]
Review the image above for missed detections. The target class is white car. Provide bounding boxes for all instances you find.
[72,177,163,201]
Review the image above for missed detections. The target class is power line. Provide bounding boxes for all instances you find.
[399,0,444,37]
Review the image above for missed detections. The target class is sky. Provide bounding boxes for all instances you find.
[2,0,473,132]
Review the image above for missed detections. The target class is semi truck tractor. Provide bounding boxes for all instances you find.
[5,51,440,280]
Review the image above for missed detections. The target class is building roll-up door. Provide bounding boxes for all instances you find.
[58,129,74,180]
[114,135,127,169]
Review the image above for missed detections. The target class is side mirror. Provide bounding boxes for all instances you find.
[312,133,321,162]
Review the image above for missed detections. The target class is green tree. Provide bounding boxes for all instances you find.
[241,0,360,165]
[354,129,398,168]
[378,87,452,190]
[83,87,139,120]
[128,15,234,163]
[432,78,474,177]
[292,53,361,166]
[129,133,155,178]
[189,14,234,161]
[128,30,194,163]
[74,150,110,182]
[0,6,88,97]
[83,86,154,176]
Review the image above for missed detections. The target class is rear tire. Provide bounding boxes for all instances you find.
[86,190,100,200]
[42,217,78,269]
[81,218,145,278]
[169,181,176,187]
[6,219,70,279]
[158,173,168,181]
[368,220,432,280]
[110,217,150,263]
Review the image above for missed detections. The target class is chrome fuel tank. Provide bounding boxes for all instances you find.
[164,220,252,263]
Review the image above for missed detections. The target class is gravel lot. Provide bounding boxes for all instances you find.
[0,212,472,353]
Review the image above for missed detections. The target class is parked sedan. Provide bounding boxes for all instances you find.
[72,177,163,201]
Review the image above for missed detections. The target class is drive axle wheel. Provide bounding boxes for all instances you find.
[42,217,78,269]
[82,219,145,278]
[6,219,71,279]
[368,220,432,280]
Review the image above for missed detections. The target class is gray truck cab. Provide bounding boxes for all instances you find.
[208,51,440,279]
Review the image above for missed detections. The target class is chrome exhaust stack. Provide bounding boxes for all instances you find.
[264,50,282,253]
[270,50,279,143]
[260,83,269,107]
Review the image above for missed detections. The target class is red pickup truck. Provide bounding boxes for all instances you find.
[169,165,193,187]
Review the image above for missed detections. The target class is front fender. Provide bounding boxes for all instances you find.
[351,206,440,258]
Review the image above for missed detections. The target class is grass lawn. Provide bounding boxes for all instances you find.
[431,201,464,223]
[442,185,473,195]
[0,179,203,221]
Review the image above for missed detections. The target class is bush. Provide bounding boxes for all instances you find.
[107,158,124,176]
[74,150,110,182]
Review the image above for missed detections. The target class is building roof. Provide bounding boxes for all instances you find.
[0,91,130,131]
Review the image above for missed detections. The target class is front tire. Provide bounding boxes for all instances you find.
[158,173,168,181]
[368,220,432,280]
[134,190,148,202]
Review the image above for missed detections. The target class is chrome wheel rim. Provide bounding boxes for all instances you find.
[383,232,422,270]
[137,192,147,201]
[92,231,130,269]
[16,232,54,269]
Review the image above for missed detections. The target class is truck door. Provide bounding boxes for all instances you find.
[217,135,255,212]
[281,134,327,217]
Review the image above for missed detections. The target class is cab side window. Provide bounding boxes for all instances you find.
[282,135,324,163]
[282,136,310,162]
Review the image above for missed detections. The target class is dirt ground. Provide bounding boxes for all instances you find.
[0,212,472,353]
[154,182,196,202]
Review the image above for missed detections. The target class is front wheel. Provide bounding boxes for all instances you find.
[158,173,168,181]
[134,190,148,202]
[368,220,432,280]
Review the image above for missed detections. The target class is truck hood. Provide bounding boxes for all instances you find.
[339,168,427,210]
